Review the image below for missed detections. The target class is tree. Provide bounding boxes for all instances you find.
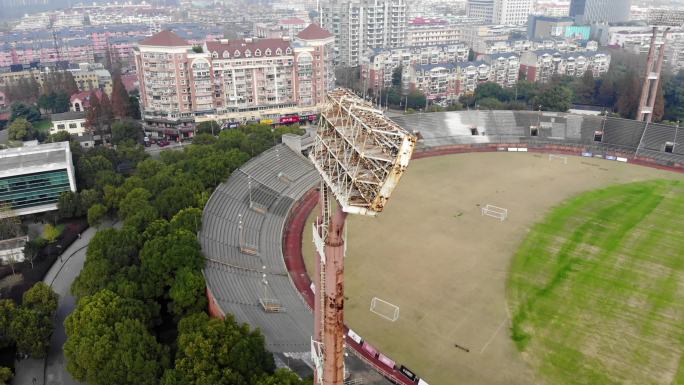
[653,80,665,122]
[391,66,402,87]
[0,299,16,348]
[7,117,32,140]
[477,97,505,110]
[119,188,154,220]
[77,154,114,189]
[573,70,597,105]
[195,121,220,135]
[597,76,617,108]
[79,189,101,214]
[23,238,43,269]
[111,120,143,145]
[0,202,21,239]
[170,207,202,233]
[43,223,60,243]
[58,191,79,218]
[616,71,641,119]
[46,130,72,143]
[87,204,107,228]
[474,82,513,102]
[255,369,309,385]
[168,267,206,319]
[166,312,275,385]
[0,367,12,385]
[10,307,52,358]
[111,75,132,118]
[154,186,196,220]
[64,290,167,385]
[139,230,203,298]
[23,282,59,317]
[406,90,426,109]
[85,91,113,137]
[537,85,573,112]
[10,102,41,122]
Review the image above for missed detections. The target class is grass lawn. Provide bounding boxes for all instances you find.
[508,179,684,385]
[34,119,52,134]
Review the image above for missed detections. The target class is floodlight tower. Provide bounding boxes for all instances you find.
[309,88,416,385]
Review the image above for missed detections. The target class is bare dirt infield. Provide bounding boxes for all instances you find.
[301,152,684,385]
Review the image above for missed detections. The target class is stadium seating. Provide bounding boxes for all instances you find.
[201,144,318,353]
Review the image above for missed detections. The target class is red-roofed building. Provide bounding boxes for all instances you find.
[135,28,335,138]
[70,90,104,112]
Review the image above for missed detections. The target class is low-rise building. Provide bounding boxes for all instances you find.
[519,50,610,82]
[50,111,88,136]
[68,63,113,95]
[0,141,76,217]
[254,18,309,40]
[70,90,104,112]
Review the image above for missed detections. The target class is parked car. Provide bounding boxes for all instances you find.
[157,139,170,147]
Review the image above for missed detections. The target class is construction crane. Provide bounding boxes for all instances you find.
[309,88,416,385]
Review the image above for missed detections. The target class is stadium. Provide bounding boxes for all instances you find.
[200,110,684,385]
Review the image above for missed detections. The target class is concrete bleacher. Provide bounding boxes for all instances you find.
[201,144,317,353]
[390,110,684,166]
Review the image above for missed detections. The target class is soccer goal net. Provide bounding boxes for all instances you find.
[370,297,400,322]
[481,204,508,221]
[548,154,568,164]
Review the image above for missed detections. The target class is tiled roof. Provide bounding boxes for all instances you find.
[280,17,306,25]
[296,23,333,40]
[51,111,86,121]
[138,30,189,46]
[70,90,103,109]
[206,38,293,59]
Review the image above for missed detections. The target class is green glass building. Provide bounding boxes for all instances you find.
[0,142,76,217]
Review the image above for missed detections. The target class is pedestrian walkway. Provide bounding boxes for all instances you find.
[14,220,117,385]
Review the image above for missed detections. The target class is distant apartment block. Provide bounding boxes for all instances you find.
[494,0,533,25]
[361,44,470,92]
[519,50,610,82]
[68,63,113,95]
[647,8,684,26]
[135,27,335,138]
[322,0,407,66]
[405,26,462,47]
[467,0,496,23]
[404,54,519,101]
[569,0,631,23]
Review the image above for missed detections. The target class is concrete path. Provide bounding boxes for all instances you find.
[13,221,117,385]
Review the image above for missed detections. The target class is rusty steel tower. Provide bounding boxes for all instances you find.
[309,88,416,385]
[637,27,670,123]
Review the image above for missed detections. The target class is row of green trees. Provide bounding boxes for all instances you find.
[59,124,310,385]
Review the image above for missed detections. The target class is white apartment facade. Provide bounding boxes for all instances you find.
[322,0,407,66]
[520,50,611,82]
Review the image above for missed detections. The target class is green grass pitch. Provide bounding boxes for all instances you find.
[507,179,684,385]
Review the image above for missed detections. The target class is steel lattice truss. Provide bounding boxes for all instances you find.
[310,88,416,216]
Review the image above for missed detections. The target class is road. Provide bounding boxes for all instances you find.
[143,142,187,158]
[13,221,117,385]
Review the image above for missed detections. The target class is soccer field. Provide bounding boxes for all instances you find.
[300,152,684,385]
[508,179,684,385]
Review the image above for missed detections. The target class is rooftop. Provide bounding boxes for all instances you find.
[52,111,86,121]
[138,30,189,47]
[0,141,72,180]
[296,23,333,40]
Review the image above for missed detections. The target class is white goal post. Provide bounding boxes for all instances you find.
[548,154,568,164]
[370,297,400,322]
[481,204,508,221]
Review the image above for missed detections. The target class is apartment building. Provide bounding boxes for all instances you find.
[322,0,407,66]
[519,50,610,82]
[135,26,335,138]
[467,0,496,23]
[68,63,113,95]
[361,44,470,91]
[494,0,533,25]
[569,0,631,23]
[405,26,462,47]
[254,18,309,40]
[478,38,595,55]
